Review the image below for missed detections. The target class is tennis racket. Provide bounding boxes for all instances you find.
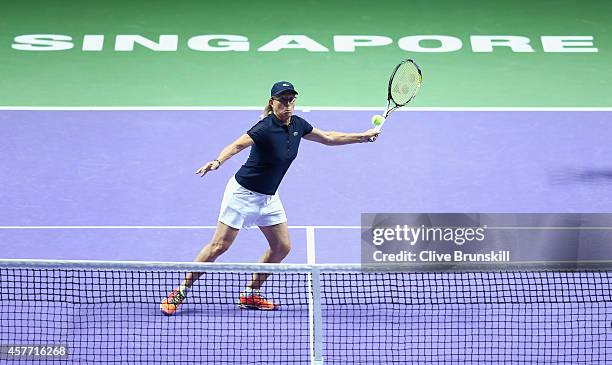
[369,59,423,141]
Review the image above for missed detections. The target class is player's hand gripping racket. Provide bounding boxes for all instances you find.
[369,59,423,141]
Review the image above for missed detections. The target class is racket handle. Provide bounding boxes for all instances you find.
[368,117,386,142]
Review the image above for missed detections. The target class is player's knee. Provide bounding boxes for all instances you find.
[273,240,291,257]
[210,239,232,256]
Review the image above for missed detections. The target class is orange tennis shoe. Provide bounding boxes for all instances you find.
[238,290,279,311]
[160,288,186,315]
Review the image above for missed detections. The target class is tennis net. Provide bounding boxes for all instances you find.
[0,259,611,364]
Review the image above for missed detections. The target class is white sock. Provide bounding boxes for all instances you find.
[243,287,259,296]
[179,283,190,295]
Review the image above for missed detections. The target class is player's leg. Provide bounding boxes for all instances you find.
[239,222,290,310]
[161,221,240,315]
[251,222,291,287]
[185,221,241,282]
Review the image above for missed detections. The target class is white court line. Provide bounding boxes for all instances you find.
[0,226,220,229]
[4,226,612,230]
[303,228,319,363]
[486,226,612,230]
[0,225,361,229]
[0,106,611,111]
[306,227,316,265]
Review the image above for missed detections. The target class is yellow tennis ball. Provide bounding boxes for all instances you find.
[371,114,385,126]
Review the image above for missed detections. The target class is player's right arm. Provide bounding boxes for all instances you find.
[303,128,379,146]
[196,134,254,177]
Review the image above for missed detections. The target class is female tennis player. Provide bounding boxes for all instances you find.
[161,81,380,314]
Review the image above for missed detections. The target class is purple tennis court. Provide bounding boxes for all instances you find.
[2,109,612,363]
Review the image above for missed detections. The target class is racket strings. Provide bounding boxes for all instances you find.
[390,61,422,105]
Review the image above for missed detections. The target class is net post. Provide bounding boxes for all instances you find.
[309,265,324,365]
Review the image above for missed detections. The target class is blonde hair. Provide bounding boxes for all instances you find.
[260,97,276,119]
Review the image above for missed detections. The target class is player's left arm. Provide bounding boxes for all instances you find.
[303,128,380,145]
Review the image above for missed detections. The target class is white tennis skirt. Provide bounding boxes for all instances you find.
[217,176,287,229]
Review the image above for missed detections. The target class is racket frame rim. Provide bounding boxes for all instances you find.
[386,58,423,110]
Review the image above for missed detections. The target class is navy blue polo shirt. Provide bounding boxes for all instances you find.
[235,113,313,195]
